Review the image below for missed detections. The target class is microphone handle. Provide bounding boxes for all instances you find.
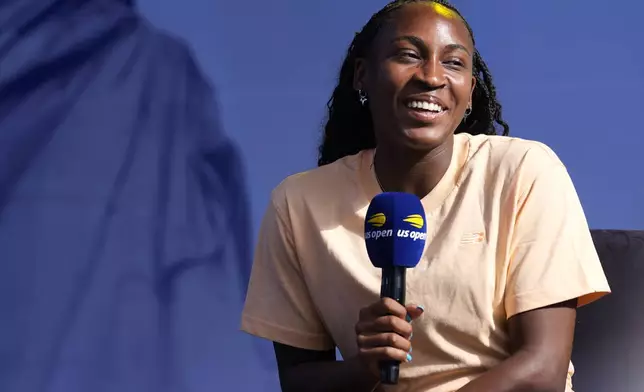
[379,265,406,385]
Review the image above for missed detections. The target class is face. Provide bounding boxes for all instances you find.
[354,2,476,151]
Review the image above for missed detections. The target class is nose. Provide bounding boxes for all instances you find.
[418,57,446,89]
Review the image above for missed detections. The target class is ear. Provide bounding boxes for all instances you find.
[353,57,368,92]
[469,74,476,108]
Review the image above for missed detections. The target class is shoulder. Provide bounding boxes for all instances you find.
[462,133,566,181]
[269,151,366,215]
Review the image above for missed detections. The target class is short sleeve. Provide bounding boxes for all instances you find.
[504,147,611,319]
[240,191,334,351]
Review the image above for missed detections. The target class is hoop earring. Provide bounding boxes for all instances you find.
[358,90,368,106]
[463,106,472,121]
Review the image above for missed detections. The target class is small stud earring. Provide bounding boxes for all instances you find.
[358,90,368,106]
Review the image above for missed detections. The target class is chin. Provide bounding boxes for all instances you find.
[400,126,454,150]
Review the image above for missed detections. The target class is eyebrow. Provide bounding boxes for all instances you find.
[392,35,471,56]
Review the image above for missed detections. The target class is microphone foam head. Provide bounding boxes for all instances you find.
[364,192,427,269]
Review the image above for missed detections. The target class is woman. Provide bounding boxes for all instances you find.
[241,1,610,391]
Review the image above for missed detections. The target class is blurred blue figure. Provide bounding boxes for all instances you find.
[0,0,261,391]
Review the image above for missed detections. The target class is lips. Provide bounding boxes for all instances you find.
[402,95,449,113]
[401,95,449,124]
[406,100,445,113]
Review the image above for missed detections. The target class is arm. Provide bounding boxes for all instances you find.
[457,299,577,392]
[457,146,611,391]
[273,343,380,392]
[273,299,425,392]
[241,195,381,391]
[274,299,425,392]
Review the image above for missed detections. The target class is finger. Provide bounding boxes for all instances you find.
[359,346,412,364]
[405,304,425,322]
[359,298,403,321]
[365,297,407,319]
[357,332,412,352]
[356,314,413,338]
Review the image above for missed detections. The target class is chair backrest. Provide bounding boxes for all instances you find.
[571,230,644,392]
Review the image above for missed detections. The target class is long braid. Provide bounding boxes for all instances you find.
[318,0,509,167]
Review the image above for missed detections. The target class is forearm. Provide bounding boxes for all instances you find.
[457,349,564,392]
[281,356,380,392]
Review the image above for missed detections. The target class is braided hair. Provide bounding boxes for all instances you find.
[318,0,510,167]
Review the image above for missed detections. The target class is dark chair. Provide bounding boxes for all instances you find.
[571,230,644,392]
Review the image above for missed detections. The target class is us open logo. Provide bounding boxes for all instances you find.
[365,213,427,241]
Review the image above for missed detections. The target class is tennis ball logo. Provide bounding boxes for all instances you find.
[403,214,424,229]
[367,212,386,228]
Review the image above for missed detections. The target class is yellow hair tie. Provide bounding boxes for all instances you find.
[428,2,458,19]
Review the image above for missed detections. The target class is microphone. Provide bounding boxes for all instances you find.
[364,192,427,385]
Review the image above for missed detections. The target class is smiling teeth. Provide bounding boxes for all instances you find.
[407,101,444,112]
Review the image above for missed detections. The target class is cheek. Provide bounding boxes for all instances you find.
[377,62,406,82]
[372,64,414,101]
[447,73,473,104]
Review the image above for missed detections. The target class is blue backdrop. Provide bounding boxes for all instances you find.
[0,1,642,391]
[138,1,643,390]
[140,0,644,231]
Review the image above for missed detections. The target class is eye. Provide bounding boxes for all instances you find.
[445,59,464,66]
[396,50,421,61]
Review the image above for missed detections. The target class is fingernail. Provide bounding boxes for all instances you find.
[410,332,413,340]
[409,345,413,353]
[405,313,412,322]
[417,305,425,313]
[406,353,412,362]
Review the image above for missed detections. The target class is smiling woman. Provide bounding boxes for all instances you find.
[241,1,611,392]
[318,0,508,168]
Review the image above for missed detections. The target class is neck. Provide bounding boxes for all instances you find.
[374,135,454,198]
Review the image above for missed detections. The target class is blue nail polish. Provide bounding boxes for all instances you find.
[417,305,425,312]
[405,313,412,322]
[406,353,412,362]
[409,346,413,353]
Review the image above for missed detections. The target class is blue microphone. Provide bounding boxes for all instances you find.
[364,192,427,385]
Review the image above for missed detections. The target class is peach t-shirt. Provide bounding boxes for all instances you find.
[241,133,610,391]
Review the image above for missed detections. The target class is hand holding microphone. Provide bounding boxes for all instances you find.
[355,298,425,379]
[355,192,427,385]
